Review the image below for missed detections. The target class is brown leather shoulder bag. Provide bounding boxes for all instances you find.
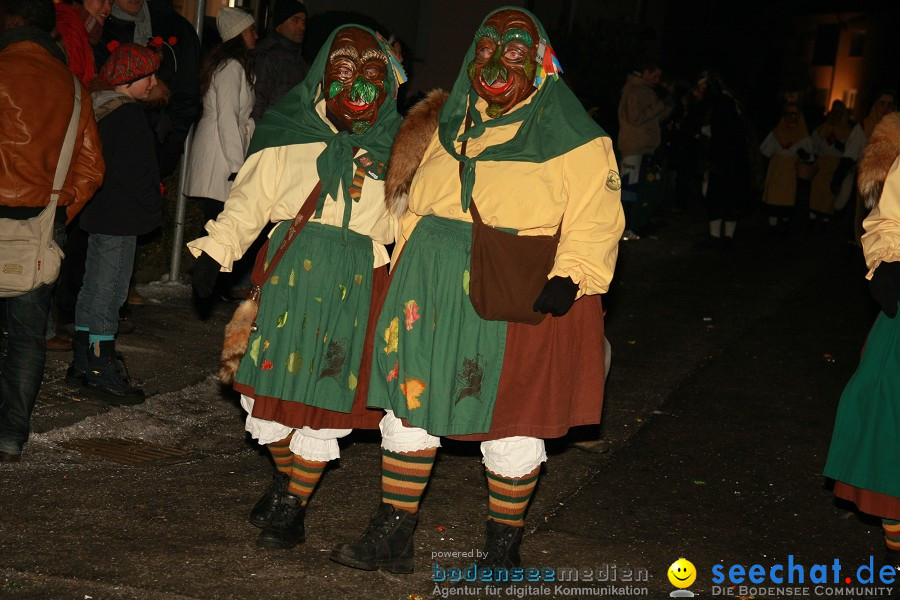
[461,116,561,325]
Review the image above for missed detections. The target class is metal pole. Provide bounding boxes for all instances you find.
[168,0,206,283]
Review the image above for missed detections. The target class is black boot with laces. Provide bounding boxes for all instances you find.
[66,330,89,385]
[476,520,523,568]
[249,471,289,528]
[256,493,306,549]
[84,340,144,405]
[329,502,418,573]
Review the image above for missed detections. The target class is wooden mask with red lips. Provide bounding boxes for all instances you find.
[467,9,540,119]
[324,27,389,135]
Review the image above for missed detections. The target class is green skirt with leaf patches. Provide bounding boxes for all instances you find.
[367,216,507,436]
[234,222,374,413]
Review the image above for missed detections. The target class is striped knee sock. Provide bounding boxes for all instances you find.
[381,447,437,514]
[266,435,293,476]
[287,454,327,506]
[486,466,540,527]
[884,519,900,552]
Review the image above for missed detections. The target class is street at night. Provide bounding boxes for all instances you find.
[1,210,890,598]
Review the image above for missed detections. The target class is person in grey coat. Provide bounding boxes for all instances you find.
[250,0,307,123]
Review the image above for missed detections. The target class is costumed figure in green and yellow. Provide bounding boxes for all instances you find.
[759,99,813,233]
[187,25,406,550]
[330,7,624,574]
[809,100,851,221]
[824,112,900,564]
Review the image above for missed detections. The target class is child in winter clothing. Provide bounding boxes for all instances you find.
[66,42,163,403]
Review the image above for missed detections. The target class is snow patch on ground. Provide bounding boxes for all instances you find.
[30,376,248,461]
[133,280,193,304]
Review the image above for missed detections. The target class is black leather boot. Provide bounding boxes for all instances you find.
[256,493,306,549]
[329,503,418,573]
[476,520,523,568]
[249,472,289,528]
[65,330,89,385]
[84,340,144,405]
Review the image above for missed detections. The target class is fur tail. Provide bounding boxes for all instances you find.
[219,299,259,385]
[385,89,449,216]
[859,113,900,209]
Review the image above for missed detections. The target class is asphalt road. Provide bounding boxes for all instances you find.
[0,209,892,600]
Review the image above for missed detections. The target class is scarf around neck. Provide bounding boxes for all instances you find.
[247,24,403,229]
[73,3,103,45]
[92,90,134,121]
[437,6,606,211]
[111,1,152,45]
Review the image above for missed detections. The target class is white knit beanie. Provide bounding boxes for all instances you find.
[217,7,254,43]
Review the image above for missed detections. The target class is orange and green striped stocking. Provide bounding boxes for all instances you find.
[266,435,293,476]
[287,455,327,506]
[486,466,540,527]
[381,447,437,514]
[884,519,900,552]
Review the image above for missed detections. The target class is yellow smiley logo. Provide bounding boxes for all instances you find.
[668,558,696,588]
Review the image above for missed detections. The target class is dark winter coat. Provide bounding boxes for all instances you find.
[95,1,200,178]
[80,95,162,236]
[251,32,308,123]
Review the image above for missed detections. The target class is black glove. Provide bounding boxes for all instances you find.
[192,252,221,299]
[227,172,237,182]
[830,157,854,196]
[870,261,900,318]
[533,276,579,317]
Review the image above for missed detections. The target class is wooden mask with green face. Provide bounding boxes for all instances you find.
[467,9,539,119]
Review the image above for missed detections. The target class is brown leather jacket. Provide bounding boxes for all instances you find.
[0,34,104,223]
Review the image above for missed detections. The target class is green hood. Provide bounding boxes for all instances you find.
[247,24,403,223]
[437,6,607,211]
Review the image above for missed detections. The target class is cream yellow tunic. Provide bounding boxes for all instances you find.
[861,157,900,278]
[188,101,394,270]
[397,97,625,297]
[759,131,813,208]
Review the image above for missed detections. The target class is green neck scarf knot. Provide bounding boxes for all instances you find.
[245,24,404,239]
[437,6,608,214]
[314,130,361,241]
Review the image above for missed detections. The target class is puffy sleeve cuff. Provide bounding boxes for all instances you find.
[186,147,282,272]
[550,137,625,296]
[862,158,900,278]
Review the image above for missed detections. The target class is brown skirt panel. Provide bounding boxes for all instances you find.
[834,481,900,521]
[236,265,388,431]
[449,294,606,442]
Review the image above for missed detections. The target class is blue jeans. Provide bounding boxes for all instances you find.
[0,218,65,454]
[75,234,136,336]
